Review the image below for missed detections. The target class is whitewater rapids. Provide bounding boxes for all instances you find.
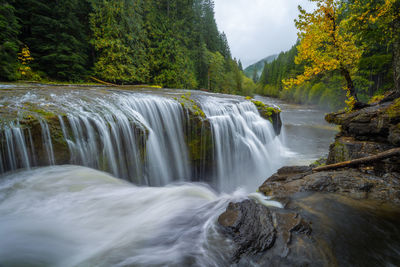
[0,165,249,266]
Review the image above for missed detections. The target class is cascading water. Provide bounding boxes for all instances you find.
[1,89,192,186]
[0,86,302,266]
[0,86,286,191]
[199,96,286,191]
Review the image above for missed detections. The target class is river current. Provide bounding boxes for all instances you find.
[0,85,337,266]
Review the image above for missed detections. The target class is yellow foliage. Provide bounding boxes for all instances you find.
[18,45,34,79]
[344,88,356,111]
[348,0,399,43]
[283,0,361,109]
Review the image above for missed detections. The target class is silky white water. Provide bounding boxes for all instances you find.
[0,87,286,192]
[0,86,339,266]
[199,96,287,191]
[0,165,245,266]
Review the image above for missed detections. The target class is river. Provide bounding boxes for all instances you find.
[255,95,338,166]
[0,85,338,266]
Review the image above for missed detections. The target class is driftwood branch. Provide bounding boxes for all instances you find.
[313,147,400,172]
[90,76,118,87]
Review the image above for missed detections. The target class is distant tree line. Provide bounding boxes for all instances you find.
[0,0,255,95]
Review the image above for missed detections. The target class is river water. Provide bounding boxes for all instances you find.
[255,95,338,166]
[0,85,339,266]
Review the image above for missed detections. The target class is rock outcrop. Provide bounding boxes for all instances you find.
[218,97,400,265]
[326,98,400,173]
[218,199,323,266]
[259,166,400,204]
[251,99,282,135]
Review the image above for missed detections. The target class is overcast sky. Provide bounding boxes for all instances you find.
[214,0,316,68]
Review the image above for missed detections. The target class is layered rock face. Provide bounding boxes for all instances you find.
[326,98,400,173]
[218,98,400,265]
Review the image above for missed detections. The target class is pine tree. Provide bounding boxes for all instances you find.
[14,0,91,81]
[252,68,258,83]
[90,0,149,84]
[0,0,20,81]
[238,60,243,71]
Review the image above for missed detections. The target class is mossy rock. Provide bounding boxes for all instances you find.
[177,93,206,118]
[250,100,282,135]
[386,98,400,120]
[327,140,351,163]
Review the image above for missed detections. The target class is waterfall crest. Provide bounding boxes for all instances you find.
[0,88,285,191]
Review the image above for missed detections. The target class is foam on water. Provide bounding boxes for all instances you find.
[0,165,246,266]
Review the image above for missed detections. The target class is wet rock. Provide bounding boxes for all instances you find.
[260,169,400,204]
[389,123,400,145]
[251,100,282,135]
[218,199,321,265]
[325,98,400,174]
[218,199,276,262]
[325,98,400,145]
[259,166,312,197]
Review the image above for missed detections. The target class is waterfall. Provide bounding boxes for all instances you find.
[0,90,191,186]
[199,96,285,191]
[0,124,31,172]
[0,88,286,191]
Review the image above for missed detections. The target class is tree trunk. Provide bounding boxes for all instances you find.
[341,67,359,101]
[393,15,400,93]
[312,147,400,172]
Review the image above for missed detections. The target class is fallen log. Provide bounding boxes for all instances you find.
[313,147,400,172]
[90,76,119,87]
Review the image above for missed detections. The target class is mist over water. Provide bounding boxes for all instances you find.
[0,88,291,192]
[199,96,287,191]
[0,86,336,266]
[0,166,245,266]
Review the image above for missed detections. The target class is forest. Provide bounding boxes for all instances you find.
[253,0,399,110]
[0,0,255,95]
[2,0,399,110]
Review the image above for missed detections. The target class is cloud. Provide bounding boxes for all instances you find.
[214,0,316,67]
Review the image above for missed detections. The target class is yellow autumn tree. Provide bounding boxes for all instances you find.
[18,45,34,79]
[283,0,362,109]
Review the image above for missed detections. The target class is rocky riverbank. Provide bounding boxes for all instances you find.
[218,96,400,266]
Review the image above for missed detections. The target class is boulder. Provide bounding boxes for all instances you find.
[217,199,318,265]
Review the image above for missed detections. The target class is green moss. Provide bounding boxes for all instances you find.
[386,98,400,119]
[32,109,56,118]
[187,122,213,162]
[368,94,385,104]
[331,141,350,162]
[251,100,266,108]
[250,100,280,123]
[178,93,205,118]
[311,157,326,167]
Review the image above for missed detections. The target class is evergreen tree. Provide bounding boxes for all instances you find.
[238,60,243,71]
[0,0,20,81]
[252,68,258,83]
[144,0,197,88]
[90,0,149,83]
[14,0,91,81]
